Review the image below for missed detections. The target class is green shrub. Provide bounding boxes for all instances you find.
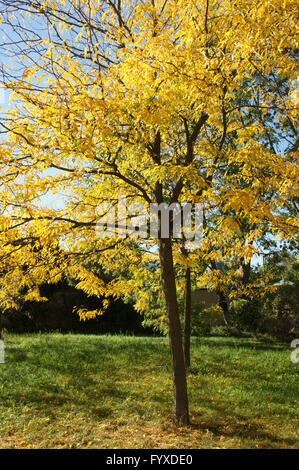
[191,303,223,336]
[228,298,260,332]
[227,285,298,342]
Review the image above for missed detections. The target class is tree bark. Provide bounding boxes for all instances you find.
[159,238,190,425]
[242,261,251,286]
[183,267,191,369]
[218,290,230,326]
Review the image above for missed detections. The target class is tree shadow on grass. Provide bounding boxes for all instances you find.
[2,337,165,419]
[5,346,28,362]
[193,337,286,351]
[191,406,298,447]
[25,336,169,363]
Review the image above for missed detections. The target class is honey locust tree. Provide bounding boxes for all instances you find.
[0,0,298,424]
[120,68,299,368]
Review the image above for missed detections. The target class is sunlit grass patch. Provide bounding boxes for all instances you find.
[0,333,298,448]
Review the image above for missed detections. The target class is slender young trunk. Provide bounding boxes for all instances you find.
[242,261,251,286]
[159,238,190,425]
[218,290,230,326]
[183,267,191,369]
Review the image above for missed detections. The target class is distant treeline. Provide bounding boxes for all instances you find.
[0,280,154,335]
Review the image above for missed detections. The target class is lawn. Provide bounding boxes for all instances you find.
[0,333,298,449]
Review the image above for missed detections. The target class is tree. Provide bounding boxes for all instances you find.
[0,0,298,425]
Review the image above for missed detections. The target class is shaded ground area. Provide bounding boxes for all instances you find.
[0,333,298,448]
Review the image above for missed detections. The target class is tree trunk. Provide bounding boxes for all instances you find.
[159,238,190,425]
[183,267,191,369]
[218,290,230,326]
[242,261,251,286]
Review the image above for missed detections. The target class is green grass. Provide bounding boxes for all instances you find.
[0,333,298,448]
